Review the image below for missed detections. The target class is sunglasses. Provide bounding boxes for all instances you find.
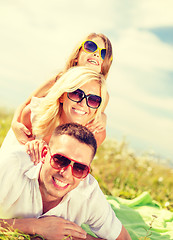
[67,89,102,109]
[50,153,90,179]
[81,40,106,60]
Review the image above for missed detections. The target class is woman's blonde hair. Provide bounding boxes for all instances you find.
[53,33,113,82]
[32,66,107,138]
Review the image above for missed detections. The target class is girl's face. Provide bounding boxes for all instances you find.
[77,37,105,73]
[60,80,101,126]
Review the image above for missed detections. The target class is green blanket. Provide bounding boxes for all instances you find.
[82,192,173,240]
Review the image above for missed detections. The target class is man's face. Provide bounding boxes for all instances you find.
[39,135,93,203]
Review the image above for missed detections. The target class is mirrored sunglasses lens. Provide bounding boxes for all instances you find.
[68,89,84,102]
[101,49,106,60]
[73,163,89,178]
[84,41,97,53]
[88,95,101,108]
[52,155,70,169]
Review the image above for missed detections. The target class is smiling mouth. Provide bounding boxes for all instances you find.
[87,59,99,65]
[73,108,87,115]
[52,177,69,189]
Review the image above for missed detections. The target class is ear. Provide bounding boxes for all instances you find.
[74,59,78,65]
[59,94,64,103]
[41,146,48,163]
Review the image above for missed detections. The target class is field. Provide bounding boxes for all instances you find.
[0,108,172,213]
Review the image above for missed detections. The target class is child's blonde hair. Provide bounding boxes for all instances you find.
[32,66,107,138]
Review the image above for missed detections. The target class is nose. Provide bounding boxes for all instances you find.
[59,165,73,179]
[94,50,100,58]
[77,97,87,107]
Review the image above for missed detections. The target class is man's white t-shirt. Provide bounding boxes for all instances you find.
[0,146,122,240]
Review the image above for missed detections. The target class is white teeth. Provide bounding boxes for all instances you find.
[88,59,98,65]
[54,178,68,187]
[74,109,86,115]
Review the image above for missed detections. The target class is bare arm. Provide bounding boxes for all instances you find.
[26,76,57,98]
[12,76,56,124]
[83,225,131,240]
[73,225,131,240]
[0,216,87,240]
[116,225,132,240]
[11,77,56,144]
[94,129,106,147]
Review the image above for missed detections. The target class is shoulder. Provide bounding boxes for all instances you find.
[30,96,44,107]
[73,175,122,239]
[76,174,99,194]
[0,144,32,170]
[74,174,106,202]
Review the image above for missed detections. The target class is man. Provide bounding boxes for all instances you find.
[0,123,131,240]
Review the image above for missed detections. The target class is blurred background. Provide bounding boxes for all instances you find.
[0,0,173,162]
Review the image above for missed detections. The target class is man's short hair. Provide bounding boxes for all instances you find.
[50,123,97,158]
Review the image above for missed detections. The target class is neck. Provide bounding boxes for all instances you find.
[42,197,62,214]
[39,180,62,214]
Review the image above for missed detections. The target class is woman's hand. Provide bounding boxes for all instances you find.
[85,113,107,134]
[12,121,34,145]
[25,139,47,165]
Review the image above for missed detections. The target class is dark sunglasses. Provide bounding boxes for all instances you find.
[67,89,102,109]
[50,153,90,179]
[81,40,106,60]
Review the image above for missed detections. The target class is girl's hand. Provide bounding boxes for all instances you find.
[25,139,47,165]
[12,121,34,144]
[85,113,107,134]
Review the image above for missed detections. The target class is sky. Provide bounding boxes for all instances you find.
[0,0,173,163]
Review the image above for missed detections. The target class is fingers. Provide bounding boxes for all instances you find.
[37,216,86,240]
[22,125,32,136]
[20,134,34,145]
[64,221,86,239]
[25,140,46,165]
[86,123,105,134]
[13,122,33,145]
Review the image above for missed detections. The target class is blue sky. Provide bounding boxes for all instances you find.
[0,0,173,163]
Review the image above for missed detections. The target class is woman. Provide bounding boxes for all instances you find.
[20,66,107,163]
[11,33,113,144]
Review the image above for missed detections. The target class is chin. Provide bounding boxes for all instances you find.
[74,119,85,125]
[90,66,100,72]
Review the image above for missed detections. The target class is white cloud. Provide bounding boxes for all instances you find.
[107,66,173,113]
[106,95,173,157]
[112,29,173,71]
[135,0,173,28]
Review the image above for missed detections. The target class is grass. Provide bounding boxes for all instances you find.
[92,138,173,212]
[0,109,13,146]
[0,220,44,239]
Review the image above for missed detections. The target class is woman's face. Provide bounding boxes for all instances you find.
[60,80,101,125]
[77,37,105,73]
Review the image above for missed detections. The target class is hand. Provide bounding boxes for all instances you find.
[25,139,47,165]
[12,121,34,144]
[86,113,107,134]
[35,216,87,240]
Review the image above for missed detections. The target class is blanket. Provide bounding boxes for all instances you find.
[82,192,173,240]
